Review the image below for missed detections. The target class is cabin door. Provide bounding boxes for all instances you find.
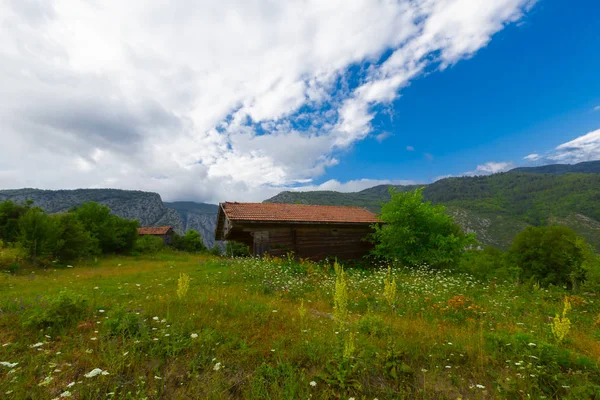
[253,231,270,257]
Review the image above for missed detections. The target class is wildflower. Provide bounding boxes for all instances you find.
[383,266,397,308]
[333,262,349,327]
[67,382,75,388]
[445,365,452,369]
[84,368,109,378]
[528,342,536,347]
[551,298,571,344]
[90,337,97,341]
[31,342,44,348]
[123,352,129,356]
[190,333,198,339]
[60,391,72,398]
[343,332,355,361]
[94,287,99,290]
[309,381,317,387]
[99,309,105,313]
[0,362,18,368]
[213,362,222,371]
[476,384,485,389]
[153,316,159,321]
[39,376,53,386]
[177,273,190,300]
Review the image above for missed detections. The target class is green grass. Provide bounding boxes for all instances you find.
[1,253,599,399]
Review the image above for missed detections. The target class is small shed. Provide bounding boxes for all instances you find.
[138,226,174,245]
[214,202,379,261]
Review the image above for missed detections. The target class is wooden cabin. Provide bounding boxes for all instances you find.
[137,226,174,245]
[214,202,379,261]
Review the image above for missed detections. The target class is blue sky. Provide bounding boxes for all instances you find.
[324,0,600,184]
[2,0,599,203]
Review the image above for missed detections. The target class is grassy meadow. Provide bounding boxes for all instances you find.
[1,252,599,399]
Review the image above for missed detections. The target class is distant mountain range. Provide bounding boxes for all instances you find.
[2,160,600,251]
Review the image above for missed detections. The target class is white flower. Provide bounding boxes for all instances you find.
[60,390,72,398]
[39,376,53,386]
[84,368,109,378]
[153,316,159,321]
[190,333,198,339]
[445,365,452,369]
[476,384,485,389]
[213,362,222,371]
[0,362,18,368]
[99,310,105,313]
[528,342,537,347]
[66,265,73,268]
[90,337,97,341]
[309,381,317,387]
[66,382,75,388]
[31,342,44,348]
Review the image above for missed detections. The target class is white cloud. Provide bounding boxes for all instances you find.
[464,161,515,176]
[406,145,415,151]
[523,153,541,161]
[0,0,536,203]
[551,129,600,163]
[593,105,600,111]
[375,132,393,143]
[293,179,419,193]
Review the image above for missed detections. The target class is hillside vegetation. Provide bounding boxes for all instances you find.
[1,254,599,399]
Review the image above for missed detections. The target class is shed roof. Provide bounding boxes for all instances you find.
[219,202,379,224]
[138,226,173,235]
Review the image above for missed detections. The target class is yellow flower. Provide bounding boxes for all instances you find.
[551,297,571,344]
[333,262,348,328]
[177,273,190,300]
[383,266,397,309]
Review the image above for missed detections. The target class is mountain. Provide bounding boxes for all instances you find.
[510,160,600,175]
[265,169,600,250]
[163,201,219,248]
[0,189,219,248]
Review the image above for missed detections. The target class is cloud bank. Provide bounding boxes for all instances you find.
[1,0,536,202]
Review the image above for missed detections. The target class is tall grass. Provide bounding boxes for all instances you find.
[0,253,599,399]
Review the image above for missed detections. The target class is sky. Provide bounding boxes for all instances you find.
[1,0,599,203]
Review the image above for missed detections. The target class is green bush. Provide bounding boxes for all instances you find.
[371,188,476,269]
[173,229,207,253]
[508,226,592,287]
[0,200,31,243]
[53,213,99,263]
[357,313,387,337]
[24,291,89,331]
[458,246,511,281]
[134,235,165,254]
[104,307,148,338]
[18,207,60,265]
[225,241,250,257]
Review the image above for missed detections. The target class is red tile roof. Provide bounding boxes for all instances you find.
[220,202,378,224]
[138,226,173,235]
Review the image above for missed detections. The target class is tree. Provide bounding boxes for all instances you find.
[173,230,207,253]
[134,235,164,254]
[0,200,32,243]
[371,188,476,269]
[18,207,59,265]
[507,225,591,287]
[53,213,98,262]
[71,202,138,254]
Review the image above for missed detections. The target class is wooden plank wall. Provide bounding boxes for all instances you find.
[247,225,373,261]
